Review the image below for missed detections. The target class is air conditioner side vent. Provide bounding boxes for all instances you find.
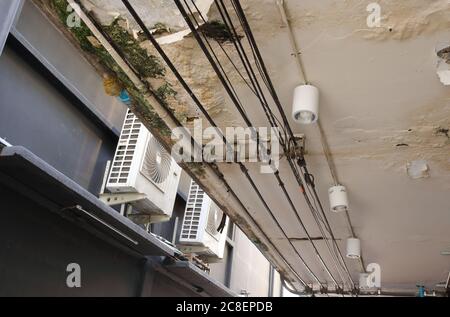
[181,182,205,240]
[108,110,141,185]
[178,180,229,259]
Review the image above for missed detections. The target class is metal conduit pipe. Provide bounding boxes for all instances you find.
[69,0,307,291]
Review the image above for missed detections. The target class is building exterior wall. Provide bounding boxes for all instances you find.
[13,0,127,132]
[0,0,127,194]
[0,45,116,194]
[227,228,272,297]
[0,183,200,297]
[0,1,281,297]
[0,184,142,297]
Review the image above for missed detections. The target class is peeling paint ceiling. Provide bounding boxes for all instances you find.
[231,0,450,291]
[83,0,188,29]
[233,0,450,291]
[66,0,450,292]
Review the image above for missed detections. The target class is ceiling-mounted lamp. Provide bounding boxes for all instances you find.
[328,185,349,213]
[292,84,319,124]
[346,237,361,259]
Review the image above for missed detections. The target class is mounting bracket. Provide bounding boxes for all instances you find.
[99,192,147,206]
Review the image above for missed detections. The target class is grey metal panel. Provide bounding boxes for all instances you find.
[209,244,232,287]
[0,183,143,297]
[0,146,179,258]
[164,261,237,297]
[0,146,232,297]
[0,180,208,297]
[0,47,114,193]
[12,0,126,133]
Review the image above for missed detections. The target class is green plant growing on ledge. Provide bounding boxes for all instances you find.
[103,19,165,78]
[53,0,164,78]
[51,0,173,136]
[127,88,172,137]
[156,83,177,102]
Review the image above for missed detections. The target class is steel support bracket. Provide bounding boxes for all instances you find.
[99,192,147,206]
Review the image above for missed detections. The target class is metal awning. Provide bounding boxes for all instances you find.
[0,146,178,257]
[164,260,237,297]
[0,146,236,297]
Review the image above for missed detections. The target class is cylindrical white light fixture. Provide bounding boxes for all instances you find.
[292,84,319,124]
[346,237,361,259]
[328,185,349,213]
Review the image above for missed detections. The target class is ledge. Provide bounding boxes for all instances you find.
[164,260,237,297]
[0,146,236,297]
[0,146,179,258]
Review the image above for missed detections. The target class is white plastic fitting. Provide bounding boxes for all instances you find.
[328,185,349,213]
[346,237,361,259]
[292,84,319,124]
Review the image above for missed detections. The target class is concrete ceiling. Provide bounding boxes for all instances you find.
[68,0,450,292]
[236,0,450,291]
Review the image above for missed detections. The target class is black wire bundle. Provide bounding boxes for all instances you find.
[177,0,346,289]
[111,0,357,293]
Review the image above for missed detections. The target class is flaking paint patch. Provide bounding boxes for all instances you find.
[407,160,430,179]
[437,59,450,85]
[362,0,450,41]
[141,33,250,129]
[83,0,214,31]
[326,99,450,178]
[236,0,450,42]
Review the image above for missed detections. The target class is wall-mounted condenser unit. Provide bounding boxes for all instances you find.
[178,180,229,261]
[105,109,181,223]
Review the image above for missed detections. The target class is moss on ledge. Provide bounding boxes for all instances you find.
[51,0,173,136]
[185,162,207,178]
[103,19,165,78]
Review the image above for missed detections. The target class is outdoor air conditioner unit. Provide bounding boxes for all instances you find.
[178,180,229,261]
[105,109,181,223]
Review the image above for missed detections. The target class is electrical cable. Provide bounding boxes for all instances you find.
[191,0,290,146]
[178,0,340,288]
[76,0,309,290]
[281,278,309,296]
[218,0,351,288]
[184,0,338,288]
[121,0,323,289]
[273,0,366,277]
[229,0,356,290]
[190,4,259,97]
[194,0,354,290]
[225,2,354,285]
[211,0,290,157]
[187,7,247,118]
[215,0,278,129]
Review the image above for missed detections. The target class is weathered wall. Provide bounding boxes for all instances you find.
[0,1,278,297]
[0,44,116,194]
[228,227,271,297]
[16,0,127,133]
